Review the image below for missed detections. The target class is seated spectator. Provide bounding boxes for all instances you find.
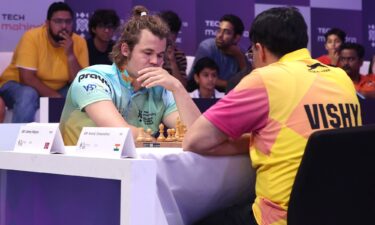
[189,57,225,98]
[0,2,88,123]
[338,42,375,98]
[0,96,5,123]
[316,28,346,66]
[159,10,187,87]
[87,9,120,65]
[188,14,247,91]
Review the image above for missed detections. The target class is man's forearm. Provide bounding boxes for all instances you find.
[20,75,61,97]
[172,83,201,127]
[67,54,83,82]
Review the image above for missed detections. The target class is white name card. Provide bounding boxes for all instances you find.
[14,123,65,154]
[76,127,137,158]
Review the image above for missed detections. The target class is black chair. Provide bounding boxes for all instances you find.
[288,125,375,225]
[192,98,219,113]
[358,96,375,125]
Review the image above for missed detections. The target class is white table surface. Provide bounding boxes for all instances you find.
[137,148,255,225]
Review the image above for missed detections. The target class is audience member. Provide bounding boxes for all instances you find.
[59,9,200,145]
[188,14,247,91]
[189,57,224,98]
[87,9,120,65]
[338,42,375,98]
[316,28,346,66]
[184,7,360,225]
[0,96,5,123]
[0,2,88,123]
[159,10,187,87]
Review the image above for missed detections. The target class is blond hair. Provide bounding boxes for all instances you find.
[110,12,169,68]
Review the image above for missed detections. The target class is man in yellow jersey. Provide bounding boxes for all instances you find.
[184,7,361,225]
[0,2,88,122]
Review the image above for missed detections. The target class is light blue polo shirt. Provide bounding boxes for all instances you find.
[60,64,177,145]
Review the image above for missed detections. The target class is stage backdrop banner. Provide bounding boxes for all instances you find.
[363,0,375,60]
[196,0,253,54]
[311,7,362,58]
[65,0,131,40]
[132,0,196,56]
[255,0,309,6]
[0,0,55,51]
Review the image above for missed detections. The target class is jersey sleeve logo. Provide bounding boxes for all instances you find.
[78,73,112,94]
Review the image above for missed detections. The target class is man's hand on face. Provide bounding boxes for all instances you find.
[58,30,74,56]
[137,67,181,92]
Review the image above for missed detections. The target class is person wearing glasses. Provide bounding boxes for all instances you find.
[87,9,120,65]
[0,1,88,123]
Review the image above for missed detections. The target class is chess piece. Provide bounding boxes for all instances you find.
[145,128,153,142]
[157,123,166,142]
[165,129,172,142]
[136,127,145,142]
[170,128,176,141]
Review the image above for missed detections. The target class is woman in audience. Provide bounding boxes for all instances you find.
[0,96,5,123]
[189,57,225,98]
[316,28,346,66]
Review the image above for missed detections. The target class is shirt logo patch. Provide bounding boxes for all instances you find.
[307,63,330,73]
[138,110,156,125]
[83,84,97,92]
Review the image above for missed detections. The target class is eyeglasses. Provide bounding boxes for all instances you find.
[51,18,73,25]
[245,46,253,63]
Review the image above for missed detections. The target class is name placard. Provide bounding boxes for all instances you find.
[14,123,65,154]
[76,127,136,158]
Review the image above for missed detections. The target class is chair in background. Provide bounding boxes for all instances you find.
[358,96,375,125]
[288,125,375,225]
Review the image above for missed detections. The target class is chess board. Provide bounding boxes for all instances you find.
[135,118,186,148]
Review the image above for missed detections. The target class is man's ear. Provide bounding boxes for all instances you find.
[255,43,266,63]
[121,43,130,57]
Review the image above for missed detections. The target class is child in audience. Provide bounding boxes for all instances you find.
[189,57,225,98]
[316,28,346,66]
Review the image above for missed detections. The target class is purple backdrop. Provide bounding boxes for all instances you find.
[131,0,196,56]
[255,0,309,6]
[0,0,373,62]
[310,8,362,58]
[362,0,375,60]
